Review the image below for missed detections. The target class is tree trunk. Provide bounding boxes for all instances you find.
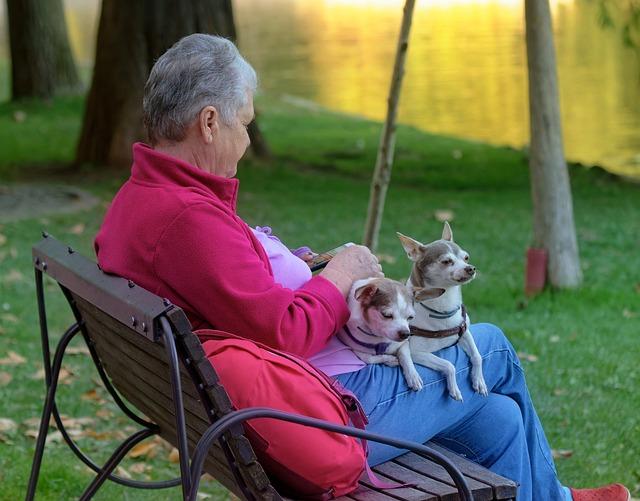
[75,0,269,167]
[524,0,582,287]
[7,0,80,100]
[363,0,416,252]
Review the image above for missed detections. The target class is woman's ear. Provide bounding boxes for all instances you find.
[199,105,219,144]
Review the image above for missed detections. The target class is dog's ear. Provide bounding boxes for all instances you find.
[442,222,454,242]
[354,283,378,302]
[397,232,424,262]
[413,287,446,302]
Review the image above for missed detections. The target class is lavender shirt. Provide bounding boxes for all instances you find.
[251,226,365,376]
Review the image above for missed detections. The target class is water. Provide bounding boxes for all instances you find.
[1,0,638,178]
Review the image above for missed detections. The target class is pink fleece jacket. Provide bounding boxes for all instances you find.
[95,143,350,358]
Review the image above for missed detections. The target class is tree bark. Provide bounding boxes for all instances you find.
[7,0,80,100]
[524,0,582,287]
[363,0,416,252]
[75,0,268,167]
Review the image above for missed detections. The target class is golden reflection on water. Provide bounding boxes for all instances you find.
[235,0,640,178]
[0,0,638,177]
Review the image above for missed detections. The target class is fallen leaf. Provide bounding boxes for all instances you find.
[3,269,24,284]
[0,418,17,433]
[66,346,91,356]
[434,210,454,222]
[95,408,113,419]
[0,233,6,246]
[129,441,157,459]
[553,388,568,396]
[451,149,463,160]
[81,388,99,399]
[168,447,180,463]
[83,429,115,440]
[129,462,149,474]
[0,372,12,386]
[197,493,212,500]
[1,313,18,324]
[115,466,132,479]
[12,110,27,123]
[0,325,6,335]
[68,223,85,235]
[24,429,63,444]
[622,309,637,319]
[23,417,46,428]
[0,433,14,445]
[635,283,640,294]
[58,367,75,385]
[376,253,397,265]
[0,351,26,365]
[517,351,538,362]
[30,368,45,380]
[552,449,573,459]
[549,335,560,343]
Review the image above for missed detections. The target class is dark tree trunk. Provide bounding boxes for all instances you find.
[76,0,269,167]
[7,0,80,100]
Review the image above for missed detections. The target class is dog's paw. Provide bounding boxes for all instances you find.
[381,355,400,367]
[405,371,424,391]
[449,385,463,401]
[473,377,489,397]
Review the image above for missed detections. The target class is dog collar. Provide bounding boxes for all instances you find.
[410,305,467,339]
[419,303,460,319]
[343,325,390,355]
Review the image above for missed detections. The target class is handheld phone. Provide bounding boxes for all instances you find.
[307,243,354,272]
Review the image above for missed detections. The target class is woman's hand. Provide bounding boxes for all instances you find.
[320,245,383,297]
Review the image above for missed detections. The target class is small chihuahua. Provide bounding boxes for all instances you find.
[397,222,488,401]
[337,277,442,390]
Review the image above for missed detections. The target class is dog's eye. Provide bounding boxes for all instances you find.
[441,259,453,266]
[407,315,414,321]
[464,255,469,262]
[381,312,394,319]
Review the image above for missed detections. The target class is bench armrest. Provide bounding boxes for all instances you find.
[187,407,473,501]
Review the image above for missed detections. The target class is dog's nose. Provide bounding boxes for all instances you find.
[398,329,410,340]
[465,265,476,275]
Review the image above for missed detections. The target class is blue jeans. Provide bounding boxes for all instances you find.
[335,323,571,501]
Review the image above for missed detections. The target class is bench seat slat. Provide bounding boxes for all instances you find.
[373,461,459,500]
[395,453,494,500]
[427,445,517,500]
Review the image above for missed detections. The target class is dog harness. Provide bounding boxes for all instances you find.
[342,325,390,355]
[410,304,467,339]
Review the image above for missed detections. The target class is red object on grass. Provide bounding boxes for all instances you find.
[525,248,547,296]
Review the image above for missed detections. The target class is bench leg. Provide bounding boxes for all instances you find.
[25,322,82,501]
[78,428,156,500]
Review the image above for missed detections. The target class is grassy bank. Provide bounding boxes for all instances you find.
[0,95,639,499]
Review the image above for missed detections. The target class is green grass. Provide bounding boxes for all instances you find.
[1,94,639,499]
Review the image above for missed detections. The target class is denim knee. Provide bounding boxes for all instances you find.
[470,323,520,363]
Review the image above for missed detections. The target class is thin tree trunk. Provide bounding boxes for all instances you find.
[363,0,416,252]
[76,0,269,167]
[525,0,582,287]
[7,0,80,100]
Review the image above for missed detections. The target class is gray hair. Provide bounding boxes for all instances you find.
[143,34,257,145]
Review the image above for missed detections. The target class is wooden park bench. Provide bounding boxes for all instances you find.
[26,234,517,500]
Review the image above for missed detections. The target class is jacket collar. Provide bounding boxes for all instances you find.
[131,142,239,211]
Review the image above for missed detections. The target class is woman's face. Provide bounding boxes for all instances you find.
[211,94,254,178]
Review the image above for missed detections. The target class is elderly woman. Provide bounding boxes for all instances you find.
[95,34,628,501]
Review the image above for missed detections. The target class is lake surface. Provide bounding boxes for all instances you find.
[1,0,639,178]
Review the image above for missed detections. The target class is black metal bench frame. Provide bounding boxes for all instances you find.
[25,234,516,500]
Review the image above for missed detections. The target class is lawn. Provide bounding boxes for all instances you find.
[0,94,639,499]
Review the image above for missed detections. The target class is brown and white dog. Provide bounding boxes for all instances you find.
[337,277,442,390]
[398,222,488,401]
